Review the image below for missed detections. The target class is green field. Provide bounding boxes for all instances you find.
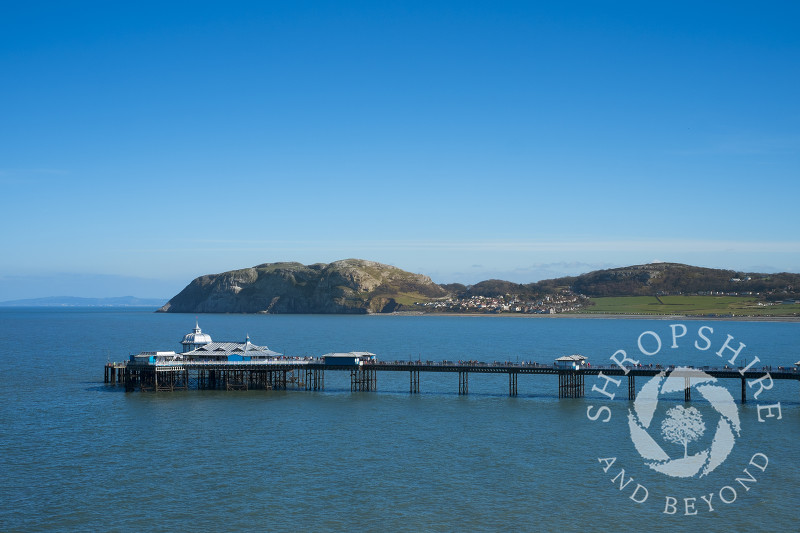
[578,295,800,317]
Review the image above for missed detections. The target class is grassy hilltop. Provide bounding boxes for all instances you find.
[579,295,800,317]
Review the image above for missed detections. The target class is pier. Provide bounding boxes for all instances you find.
[106,359,800,402]
[106,322,800,401]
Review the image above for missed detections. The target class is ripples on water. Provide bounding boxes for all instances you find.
[0,309,798,531]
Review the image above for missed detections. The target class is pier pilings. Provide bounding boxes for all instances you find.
[458,371,469,395]
[109,362,800,401]
[305,368,324,391]
[104,363,125,384]
[741,377,746,403]
[557,371,584,398]
[410,370,420,393]
[350,367,377,392]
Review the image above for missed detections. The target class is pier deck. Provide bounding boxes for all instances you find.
[106,360,800,401]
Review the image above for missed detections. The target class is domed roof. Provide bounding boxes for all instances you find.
[181,321,213,346]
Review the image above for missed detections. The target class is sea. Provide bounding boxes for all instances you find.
[1,308,798,532]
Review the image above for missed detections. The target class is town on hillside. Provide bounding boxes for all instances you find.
[415,291,589,314]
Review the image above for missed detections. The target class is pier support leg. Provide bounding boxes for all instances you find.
[558,371,584,398]
[364,368,375,391]
[628,375,636,400]
[741,377,746,404]
[458,371,469,395]
[685,376,691,402]
[304,368,323,391]
[351,368,376,392]
[410,370,420,394]
[509,372,517,397]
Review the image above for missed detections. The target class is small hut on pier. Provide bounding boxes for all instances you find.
[555,354,587,369]
[322,352,377,366]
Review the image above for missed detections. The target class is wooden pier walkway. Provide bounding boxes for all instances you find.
[106,360,800,402]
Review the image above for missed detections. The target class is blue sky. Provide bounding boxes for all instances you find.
[1,1,799,300]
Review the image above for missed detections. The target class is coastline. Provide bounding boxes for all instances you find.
[389,311,800,323]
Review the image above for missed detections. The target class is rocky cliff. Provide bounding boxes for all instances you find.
[157,259,448,314]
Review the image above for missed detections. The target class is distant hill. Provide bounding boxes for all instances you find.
[0,296,166,307]
[453,263,800,300]
[542,262,800,299]
[446,279,546,300]
[158,259,448,314]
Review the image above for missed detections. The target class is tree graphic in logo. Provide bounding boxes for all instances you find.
[660,406,706,459]
[628,367,741,478]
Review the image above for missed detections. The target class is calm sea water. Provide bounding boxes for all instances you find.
[1,309,798,532]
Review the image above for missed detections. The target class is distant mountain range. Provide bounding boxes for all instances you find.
[0,296,166,307]
[157,259,800,314]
